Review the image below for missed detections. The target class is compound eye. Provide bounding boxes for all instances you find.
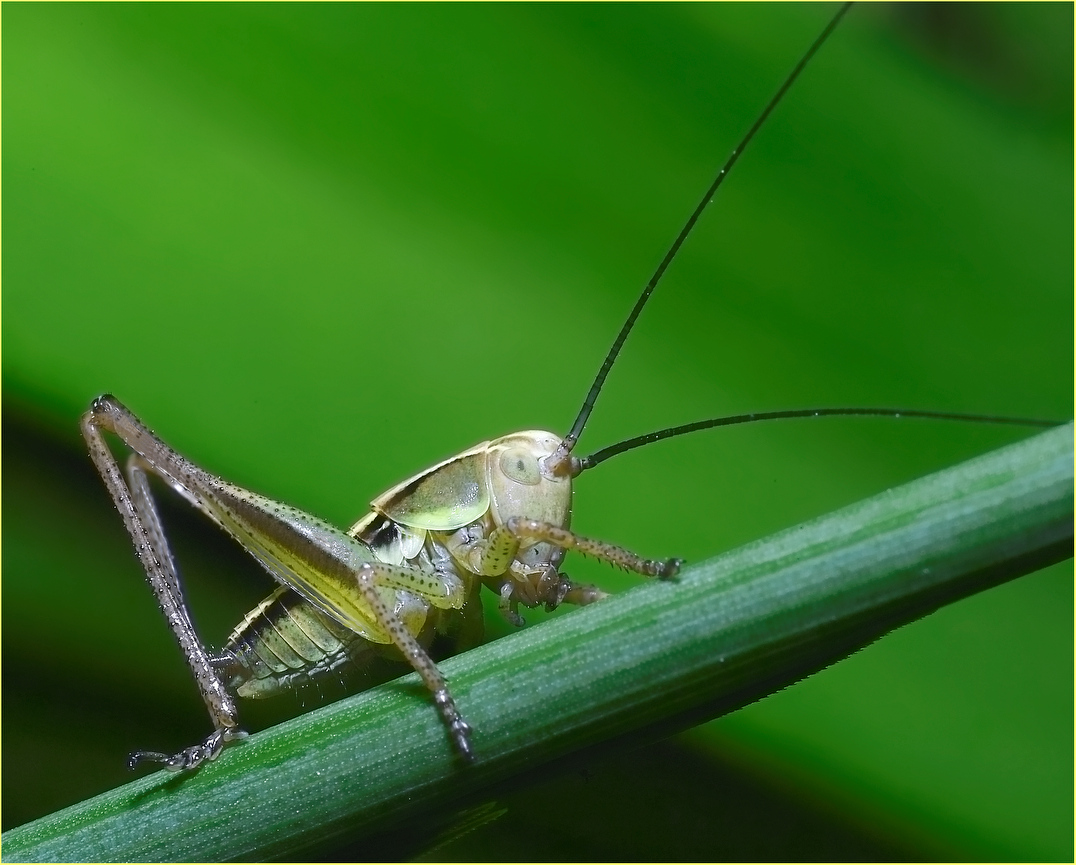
[499,447,541,485]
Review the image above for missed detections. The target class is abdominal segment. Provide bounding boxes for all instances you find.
[222,586,393,698]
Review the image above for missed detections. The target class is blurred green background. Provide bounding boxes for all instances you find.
[3,3,1071,859]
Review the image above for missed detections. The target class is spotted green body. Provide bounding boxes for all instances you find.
[222,429,581,701]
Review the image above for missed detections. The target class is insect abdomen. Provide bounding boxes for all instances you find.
[222,586,373,698]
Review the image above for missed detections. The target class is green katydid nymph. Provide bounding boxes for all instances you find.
[82,3,1060,772]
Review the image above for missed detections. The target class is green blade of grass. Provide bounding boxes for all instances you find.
[3,423,1071,862]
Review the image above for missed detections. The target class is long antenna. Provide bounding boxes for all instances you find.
[578,408,1066,471]
[543,3,853,478]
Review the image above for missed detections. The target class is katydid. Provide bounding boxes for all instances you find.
[82,3,1060,772]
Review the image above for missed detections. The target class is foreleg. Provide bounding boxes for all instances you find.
[505,517,682,579]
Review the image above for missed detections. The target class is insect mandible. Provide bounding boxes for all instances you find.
[81,4,1060,772]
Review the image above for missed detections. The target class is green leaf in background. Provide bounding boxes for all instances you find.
[3,3,1071,860]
